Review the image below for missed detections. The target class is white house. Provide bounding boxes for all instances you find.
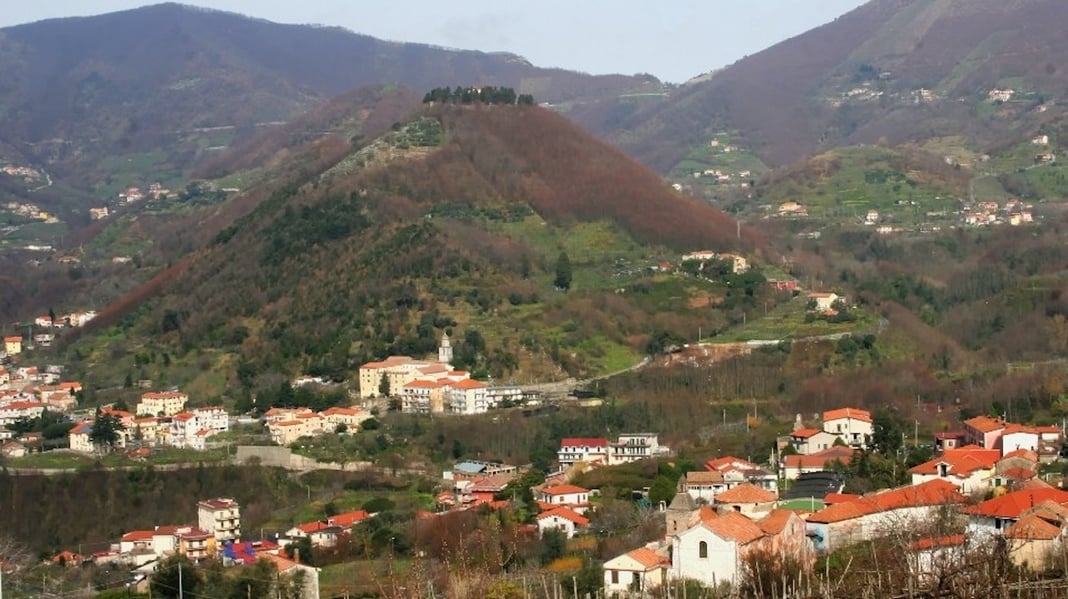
[788,428,839,455]
[538,485,590,511]
[136,391,188,417]
[603,547,667,596]
[807,292,839,312]
[198,497,241,543]
[822,407,873,449]
[558,437,608,466]
[447,379,490,414]
[537,507,589,539]
[670,512,765,587]
[608,433,667,465]
[908,446,1000,495]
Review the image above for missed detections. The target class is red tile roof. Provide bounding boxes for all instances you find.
[783,446,855,469]
[702,512,765,544]
[824,493,861,505]
[328,510,370,527]
[560,437,607,448]
[449,379,488,390]
[1004,514,1062,540]
[963,416,1005,434]
[908,447,999,476]
[121,530,154,542]
[537,507,589,526]
[911,534,966,551]
[757,509,796,535]
[808,480,964,524]
[624,547,666,570]
[790,428,823,439]
[705,456,758,472]
[541,484,589,496]
[1001,449,1040,463]
[964,487,1068,519]
[714,483,776,504]
[823,407,872,424]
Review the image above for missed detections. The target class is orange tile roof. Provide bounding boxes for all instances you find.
[714,483,777,504]
[1002,449,1040,463]
[964,487,1068,519]
[685,471,724,484]
[911,534,966,551]
[705,456,757,472]
[1004,514,1062,540]
[698,506,718,523]
[537,507,589,526]
[823,407,872,424]
[3,337,22,343]
[404,380,444,389]
[908,447,999,476]
[783,446,855,469]
[757,509,796,535]
[560,437,607,447]
[702,511,765,544]
[791,428,823,439]
[807,500,875,524]
[809,480,963,523]
[328,510,371,527]
[1001,467,1037,481]
[141,391,187,400]
[541,484,589,496]
[963,416,1005,434]
[624,547,666,570]
[449,379,488,390]
[121,530,154,542]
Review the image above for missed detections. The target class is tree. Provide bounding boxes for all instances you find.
[150,555,201,599]
[872,409,904,454]
[554,251,572,291]
[89,410,125,452]
[379,373,390,397]
[648,475,677,507]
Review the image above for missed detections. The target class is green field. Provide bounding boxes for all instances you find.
[714,297,880,342]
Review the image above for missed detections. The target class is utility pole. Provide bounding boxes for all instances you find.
[178,561,184,599]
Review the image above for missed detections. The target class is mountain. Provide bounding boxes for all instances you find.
[68,103,770,400]
[0,3,664,208]
[611,0,1068,173]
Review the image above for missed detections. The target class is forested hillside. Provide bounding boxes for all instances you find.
[67,103,771,404]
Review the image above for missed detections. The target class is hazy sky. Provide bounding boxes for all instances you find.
[0,1,868,82]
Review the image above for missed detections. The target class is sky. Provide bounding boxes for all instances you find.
[0,1,869,83]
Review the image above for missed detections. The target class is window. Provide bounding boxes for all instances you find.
[611,571,618,584]
[699,541,708,558]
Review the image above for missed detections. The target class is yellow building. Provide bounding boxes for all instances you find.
[3,336,22,355]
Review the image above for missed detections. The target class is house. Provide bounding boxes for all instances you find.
[69,422,94,453]
[447,379,490,414]
[934,431,967,452]
[258,553,321,599]
[908,446,1000,494]
[284,521,346,548]
[783,446,854,482]
[119,530,155,554]
[1032,135,1050,145]
[1003,509,1065,570]
[537,507,589,539]
[358,334,457,398]
[705,456,778,492]
[1,440,26,458]
[609,433,668,465]
[807,293,839,312]
[767,279,799,292]
[806,479,965,552]
[222,539,282,566]
[713,483,777,517]
[177,527,217,561]
[51,550,84,567]
[319,406,370,430]
[3,337,21,356]
[778,201,807,216]
[0,401,45,425]
[558,437,609,466]
[788,428,839,455]
[537,484,590,511]
[670,511,766,587]
[327,510,371,528]
[823,407,873,449]
[198,497,241,543]
[603,547,668,596]
[136,391,188,416]
[401,379,446,414]
[89,207,109,220]
[1000,424,1062,459]
[963,483,1068,538]
[994,449,1040,488]
[682,471,725,503]
[962,416,1006,450]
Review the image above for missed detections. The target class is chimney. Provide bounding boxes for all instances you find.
[293,547,300,564]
